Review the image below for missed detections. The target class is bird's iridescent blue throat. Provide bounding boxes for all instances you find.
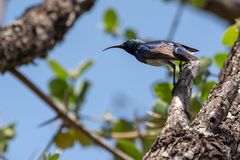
[103,39,199,85]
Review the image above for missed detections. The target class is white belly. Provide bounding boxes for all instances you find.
[145,59,167,66]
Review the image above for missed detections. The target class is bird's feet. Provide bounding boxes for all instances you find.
[179,61,187,74]
[172,82,177,96]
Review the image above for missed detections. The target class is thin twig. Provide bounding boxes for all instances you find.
[36,126,63,160]
[165,60,199,130]
[108,130,159,139]
[167,1,185,41]
[37,88,71,160]
[10,69,133,160]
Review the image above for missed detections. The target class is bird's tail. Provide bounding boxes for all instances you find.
[184,52,198,61]
[174,47,198,61]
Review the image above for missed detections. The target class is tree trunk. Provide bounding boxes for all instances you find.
[144,40,240,159]
[184,0,240,24]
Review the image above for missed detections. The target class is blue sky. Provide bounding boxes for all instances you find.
[0,0,228,159]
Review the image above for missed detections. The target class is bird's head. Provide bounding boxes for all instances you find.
[103,39,144,55]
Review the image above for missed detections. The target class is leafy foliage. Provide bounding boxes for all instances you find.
[54,128,92,149]
[47,59,93,149]
[189,97,202,119]
[112,120,134,132]
[102,8,138,39]
[222,24,239,47]
[141,137,155,153]
[124,28,137,39]
[69,59,94,79]
[43,153,60,160]
[103,8,119,33]
[116,140,143,160]
[214,52,228,68]
[201,81,216,101]
[189,0,207,8]
[0,124,15,155]
[152,99,168,116]
[48,59,68,80]
[73,129,92,146]
[49,78,69,100]
[55,130,75,149]
[153,82,173,104]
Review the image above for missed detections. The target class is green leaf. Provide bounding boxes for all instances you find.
[124,28,137,39]
[199,57,212,73]
[69,59,94,79]
[49,154,60,160]
[116,140,142,160]
[189,0,206,8]
[141,137,155,153]
[48,59,68,79]
[48,78,68,100]
[153,82,173,103]
[71,129,92,146]
[1,124,15,139]
[55,130,75,149]
[213,52,228,68]
[201,81,216,101]
[0,124,15,153]
[103,8,119,33]
[194,57,212,84]
[222,25,239,47]
[43,153,60,160]
[112,119,134,132]
[189,97,201,120]
[190,97,201,113]
[75,81,90,109]
[152,99,168,116]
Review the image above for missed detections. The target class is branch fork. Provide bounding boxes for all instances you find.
[144,39,240,159]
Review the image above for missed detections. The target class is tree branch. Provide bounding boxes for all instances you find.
[144,38,240,160]
[183,0,240,24]
[192,74,239,133]
[10,69,133,160]
[165,60,199,130]
[36,126,63,160]
[101,130,159,139]
[192,40,240,134]
[0,0,95,72]
[144,60,199,159]
[217,40,240,145]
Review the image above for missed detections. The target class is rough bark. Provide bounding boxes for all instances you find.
[0,0,95,72]
[185,0,240,24]
[144,40,240,159]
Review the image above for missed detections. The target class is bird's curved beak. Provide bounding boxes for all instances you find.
[103,44,123,52]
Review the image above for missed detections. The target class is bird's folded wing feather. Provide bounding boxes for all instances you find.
[147,42,177,60]
[173,46,198,61]
[175,42,199,52]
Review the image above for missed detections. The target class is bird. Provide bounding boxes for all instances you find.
[103,39,199,85]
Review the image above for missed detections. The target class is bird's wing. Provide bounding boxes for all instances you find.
[173,46,198,61]
[146,42,177,60]
[149,42,198,61]
[175,42,199,52]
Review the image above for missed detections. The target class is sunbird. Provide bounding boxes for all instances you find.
[103,39,198,85]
